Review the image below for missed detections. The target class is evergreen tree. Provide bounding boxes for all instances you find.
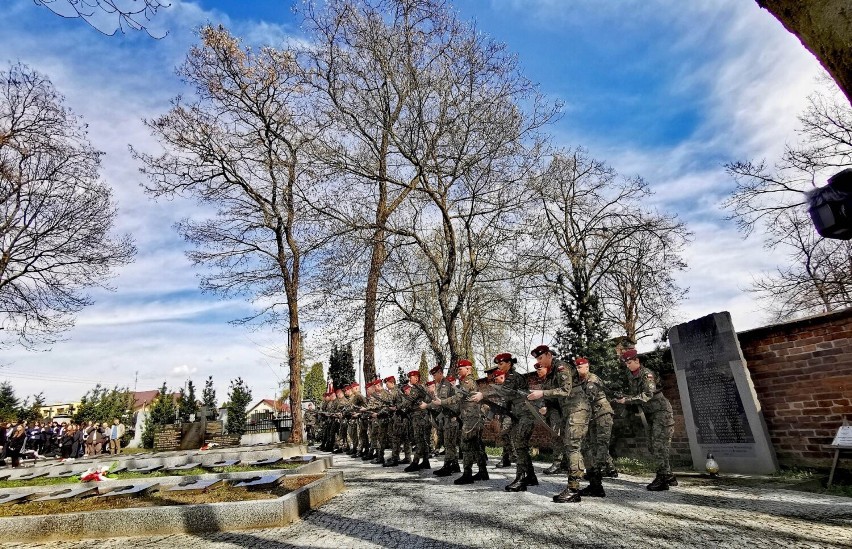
[0,382,20,422]
[17,392,45,423]
[328,343,356,389]
[142,382,176,448]
[177,380,200,421]
[202,375,217,418]
[303,362,326,404]
[225,377,252,436]
[554,290,624,394]
[73,385,133,424]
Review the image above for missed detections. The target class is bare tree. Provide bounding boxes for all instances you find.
[33,0,169,36]
[725,83,852,319]
[133,26,326,443]
[0,62,135,347]
[522,148,689,347]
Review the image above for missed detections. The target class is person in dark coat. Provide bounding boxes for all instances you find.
[6,424,26,468]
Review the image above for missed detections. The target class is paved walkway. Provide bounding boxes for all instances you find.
[6,452,852,548]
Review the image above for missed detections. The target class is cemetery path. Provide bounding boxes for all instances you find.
[4,452,852,548]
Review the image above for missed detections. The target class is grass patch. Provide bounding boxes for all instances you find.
[613,456,656,475]
[0,475,322,518]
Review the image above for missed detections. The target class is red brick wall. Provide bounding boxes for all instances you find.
[736,308,852,468]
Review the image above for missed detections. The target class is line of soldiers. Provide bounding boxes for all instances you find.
[308,345,675,503]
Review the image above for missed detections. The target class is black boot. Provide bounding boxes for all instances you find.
[543,462,563,475]
[553,483,582,503]
[472,466,489,481]
[666,474,678,487]
[383,455,400,467]
[454,467,475,485]
[404,458,421,472]
[505,467,527,492]
[646,474,669,491]
[433,461,453,477]
[578,469,606,497]
[371,454,385,465]
[602,464,619,478]
[495,455,512,468]
[420,458,431,470]
[450,460,461,473]
[400,456,411,464]
[524,465,539,487]
[361,450,373,461]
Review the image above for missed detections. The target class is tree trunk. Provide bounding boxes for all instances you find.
[361,228,385,383]
[287,305,304,444]
[758,0,852,105]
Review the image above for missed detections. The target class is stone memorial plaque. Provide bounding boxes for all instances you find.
[10,471,48,481]
[230,474,285,489]
[166,462,203,472]
[98,482,160,499]
[34,485,99,501]
[669,312,778,474]
[287,455,316,464]
[46,469,76,479]
[246,457,283,467]
[126,465,163,474]
[165,478,223,493]
[0,490,41,505]
[203,460,240,469]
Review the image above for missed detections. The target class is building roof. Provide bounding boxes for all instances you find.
[131,389,181,411]
[248,399,290,414]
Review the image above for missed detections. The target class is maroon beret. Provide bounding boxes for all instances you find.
[531,345,552,358]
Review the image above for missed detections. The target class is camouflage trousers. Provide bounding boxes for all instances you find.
[376,418,390,455]
[390,414,412,459]
[442,416,459,460]
[499,416,515,462]
[561,399,591,486]
[510,415,534,471]
[582,413,614,470]
[337,419,349,449]
[359,418,370,451]
[648,409,674,475]
[546,408,566,465]
[410,410,431,461]
[347,420,358,450]
[460,420,484,469]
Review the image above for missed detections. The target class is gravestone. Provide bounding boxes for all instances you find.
[35,485,99,501]
[246,457,283,467]
[126,411,147,449]
[165,478,223,493]
[669,312,778,474]
[165,462,203,472]
[0,490,41,504]
[126,464,163,474]
[202,459,240,469]
[230,473,285,489]
[98,482,160,499]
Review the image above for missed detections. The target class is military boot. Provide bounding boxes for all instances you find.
[450,460,461,473]
[400,455,411,464]
[433,461,453,477]
[543,462,563,475]
[578,470,606,498]
[383,455,400,467]
[361,449,373,461]
[602,464,619,478]
[553,479,582,503]
[505,466,527,492]
[404,458,422,472]
[371,453,385,465]
[420,458,431,470]
[524,464,539,487]
[495,455,512,468]
[666,474,678,486]
[454,467,475,485]
[472,466,489,481]
[646,474,669,491]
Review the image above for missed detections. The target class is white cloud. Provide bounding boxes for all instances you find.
[171,364,198,377]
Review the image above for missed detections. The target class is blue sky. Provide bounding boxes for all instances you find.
[0,0,830,404]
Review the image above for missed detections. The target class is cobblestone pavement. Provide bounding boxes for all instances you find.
[6,451,852,549]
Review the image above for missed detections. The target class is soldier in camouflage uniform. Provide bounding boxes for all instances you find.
[304,403,317,444]
[527,345,591,503]
[576,357,617,478]
[429,365,461,477]
[371,379,393,464]
[382,376,410,467]
[429,359,488,484]
[490,353,539,492]
[402,370,433,471]
[335,388,351,453]
[616,348,676,491]
[345,383,367,457]
[483,364,515,469]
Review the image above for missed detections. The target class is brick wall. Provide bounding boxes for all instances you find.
[736,308,852,468]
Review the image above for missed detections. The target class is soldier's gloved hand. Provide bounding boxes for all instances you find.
[527,390,544,400]
[469,392,483,402]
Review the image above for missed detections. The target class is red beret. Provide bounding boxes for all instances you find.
[446,376,456,383]
[493,369,506,378]
[531,345,552,358]
[408,370,421,378]
[383,376,396,384]
[352,381,360,386]
[458,359,473,367]
[429,364,444,375]
[335,387,344,393]
[575,357,589,366]
[426,381,436,387]
[493,352,514,364]
[621,348,638,361]
[402,384,411,392]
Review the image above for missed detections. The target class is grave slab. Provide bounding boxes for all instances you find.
[165,463,203,471]
[97,482,160,499]
[246,457,283,467]
[34,485,99,501]
[126,465,163,474]
[9,471,48,481]
[669,311,779,474]
[287,455,317,464]
[230,474,285,489]
[202,460,240,469]
[165,478,224,493]
[0,490,42,505]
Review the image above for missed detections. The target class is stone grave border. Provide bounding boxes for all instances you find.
[0,456,342,542]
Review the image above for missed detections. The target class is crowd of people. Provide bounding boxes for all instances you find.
[0,419,127,467]
[305,345,674,503]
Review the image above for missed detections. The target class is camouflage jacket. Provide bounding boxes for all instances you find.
[581,372,613,419]
[625,366,670,414]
